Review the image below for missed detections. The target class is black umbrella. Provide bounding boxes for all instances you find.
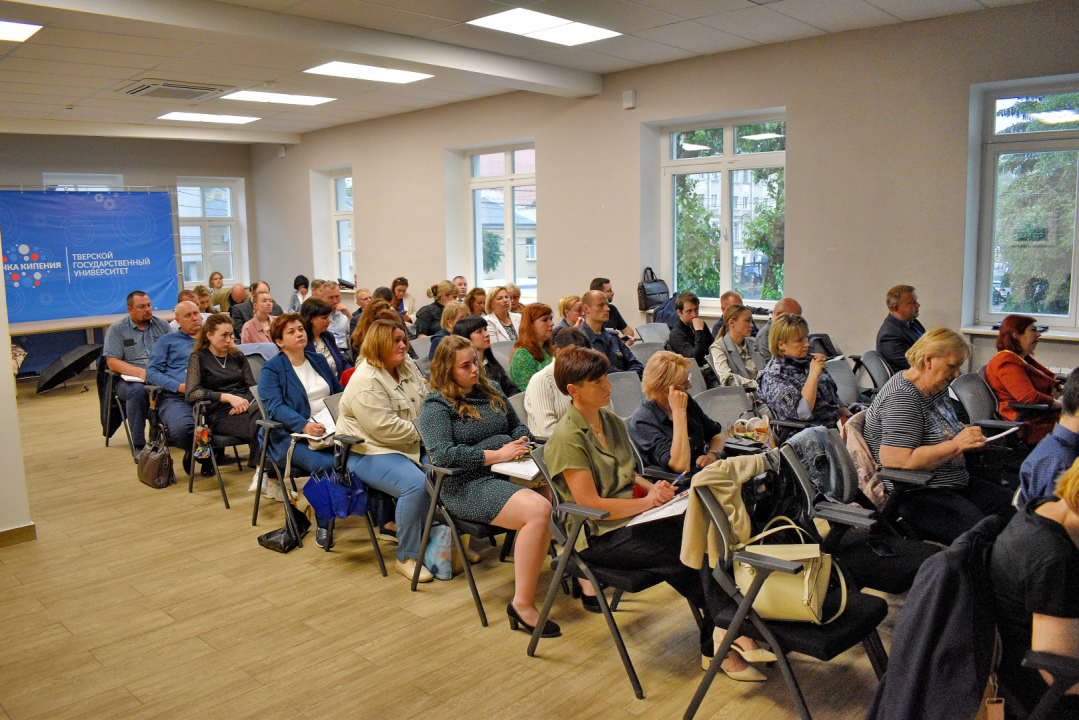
[36,344,103,394]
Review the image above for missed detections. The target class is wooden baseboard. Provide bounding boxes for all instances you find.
[0,523,36,548]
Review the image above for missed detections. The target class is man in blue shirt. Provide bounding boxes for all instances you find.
[147,301,203,474]
[1019,369,1079,504]
[102,290,172,450]
[581,290,644,377]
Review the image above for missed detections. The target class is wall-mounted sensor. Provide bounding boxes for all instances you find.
[622,90,636,110]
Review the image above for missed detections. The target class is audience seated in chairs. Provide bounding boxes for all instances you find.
[184,313,262,476]
[665,292,714,369]
[415,280,457,338]
[319,281,352,350]
[453,275,468,300]
[524,327,590,438]
[240,289,279,344]
[464,287,486,317]
[348,287,374,337]
[758,313,850,427]
[146,301,209,475]
[875,284,925,372]
[287,274,310,313]
[505,282,524,314]
[986,314,1062,446]
[1020,369,1079,504]
[103,290,172,453]
[212,282,246,314]
[426,300,468,361]
[709,290,745,337]
[258,313,344,511]
[301,297,352,382]
[709,304,766,390]
[169,289,211,331]
[452,315,518,398]
[545,346,767,678]
[554,295,583,330]
[755,296,801,364]
[863,328,1015,544]
[509,303,555,392]
[350,298,391,357]
[580,290,644,377]
[193,285,213,313]
[390,276,416,327]
[229,281,284,340]
[336,319,433,581]
[990,459,1079,717]
[484,285,521,343]
[418,335,554,637]
[208,270,224,296]
[628,351,725,475]
[590,277,634,344]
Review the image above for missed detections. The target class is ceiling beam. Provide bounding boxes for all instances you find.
[0,117,300,143]
[9,0,603,98]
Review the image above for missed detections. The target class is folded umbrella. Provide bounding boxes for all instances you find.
[301,468,368,520]
[36,344,102,394]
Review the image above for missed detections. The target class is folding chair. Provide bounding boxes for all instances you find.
[188,393,249,509]
[251,385,299,526]
[951,371,1045,485]
[635,323,671,344]
[507,392,530,434]
[529,445,704,700]
[627,341,664,368]
[856,350,892,390]
[825,358,869,410]
[103,369,139,463]
[410,335,433,360]
[489,341,515,370]
[244,353,266,383]
[608,371,645,419]
[684,484,890,720]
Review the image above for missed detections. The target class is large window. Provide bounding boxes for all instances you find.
[332,176,353,283]
[976,87,1079,327]
[177,179,243,286]
[664,119,785,303]
[469,148,536,296]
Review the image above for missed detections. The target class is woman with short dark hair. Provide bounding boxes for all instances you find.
[287,274,310,313]
[986,314,1062,446]
[300,297,351,380]
[453,315,517,397]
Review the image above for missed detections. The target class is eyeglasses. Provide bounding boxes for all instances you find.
[393,277,408,285]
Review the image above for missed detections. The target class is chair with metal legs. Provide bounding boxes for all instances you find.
[103,369,139,463]
[187,395,249,510]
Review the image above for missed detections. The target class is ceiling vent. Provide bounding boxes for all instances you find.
[116,79,233,102]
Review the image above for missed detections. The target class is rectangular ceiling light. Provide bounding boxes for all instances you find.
[222,90,335,106]
[158,111,259,124]
[468,8,620,46]
[0,20,42,42]
[304,61,432,84]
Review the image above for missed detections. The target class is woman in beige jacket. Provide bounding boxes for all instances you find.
[337,319,432,582]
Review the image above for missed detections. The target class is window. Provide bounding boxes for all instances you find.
[332,176,353,283]
[975,85,1079,327]
[42,172,123,191]
[663,118,786,303]
[176,179,244,286]
[468,147,536,296]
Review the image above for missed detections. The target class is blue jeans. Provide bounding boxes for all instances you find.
[156,392,194,450]
[113,379,149,447]
[346,452,430,562]
[288,443,336,475]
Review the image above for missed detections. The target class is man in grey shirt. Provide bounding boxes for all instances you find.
[102,290,171,450]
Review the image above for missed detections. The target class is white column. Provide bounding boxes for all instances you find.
[0,271,35,546]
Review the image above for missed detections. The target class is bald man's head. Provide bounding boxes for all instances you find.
[773,297,802,318]
[174,300,203,336]
[230,284,247,303]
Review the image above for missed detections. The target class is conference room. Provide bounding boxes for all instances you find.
[2,0,1079,717]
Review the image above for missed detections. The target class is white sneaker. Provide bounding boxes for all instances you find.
[262,479,295,503]
[249,471,262,493]
[395,558,433,583]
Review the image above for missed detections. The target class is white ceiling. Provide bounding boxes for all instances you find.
[0,0,1039,142]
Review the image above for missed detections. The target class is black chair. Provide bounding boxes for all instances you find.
[244,353,266,383]
[683,484,890,720]
[686,359,708,397]
[251,385,301,526]
[103,369,139,463]
[695,386,753,428]
[187,391,250,509]
[857,350,893,391]
[529,445,704,700]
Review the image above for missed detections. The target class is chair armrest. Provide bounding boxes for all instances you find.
[145,384,162,393]
[878,467,934,486]
[423,463,466,476]
[256,418,282,430]
[733,551,803,574]
[974,419,1022,431]
[1022,650,1079,681]
[814,502,877,530]
[532,436,548,445]
[641,466,681,483]
[723,438,764,455]
[1008,402,1052,412]
[334,435,364,446]
[558,503,611,521]
[848,354,862,363]
[770,418,812,430]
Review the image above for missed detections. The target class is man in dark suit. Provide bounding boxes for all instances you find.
[876,284,925,371]
[230,280,284,340]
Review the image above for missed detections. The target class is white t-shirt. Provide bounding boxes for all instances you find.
[293,359,331,416]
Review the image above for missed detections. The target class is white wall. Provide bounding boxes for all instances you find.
[0,273,33,540]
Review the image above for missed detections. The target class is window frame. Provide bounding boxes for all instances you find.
[41,172,124,191]
[175,177,247,289]
[330,174,353,285]
[659,113,786,312]
[974,82,1079,329]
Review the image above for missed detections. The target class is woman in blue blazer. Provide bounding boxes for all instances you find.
[300,297,352,380]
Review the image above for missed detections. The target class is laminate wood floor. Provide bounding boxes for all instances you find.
[1,377,901,719]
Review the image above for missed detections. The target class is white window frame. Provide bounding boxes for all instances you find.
[659,114,786,313]
[176,177,247,289]
[973,80,1079,329]
[467,145,537,302]
[42,172,124,191]
[330,174,353,285]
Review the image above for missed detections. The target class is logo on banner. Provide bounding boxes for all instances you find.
[3,242,57,289]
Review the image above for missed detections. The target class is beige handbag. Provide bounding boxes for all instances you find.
[733,516,847,625]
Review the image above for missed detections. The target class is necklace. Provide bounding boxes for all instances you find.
[211,350,228,369]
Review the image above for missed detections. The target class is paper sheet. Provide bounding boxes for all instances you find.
[120,374,144,383]
[293,407,336,441]
[986,426,1019,442]
[626,489,690,527]
[493,458,540,481]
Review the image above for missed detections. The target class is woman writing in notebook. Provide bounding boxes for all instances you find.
[544,346,772,681]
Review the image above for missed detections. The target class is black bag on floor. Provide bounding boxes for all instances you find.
[137,434,176,489]
[257,499,311,553]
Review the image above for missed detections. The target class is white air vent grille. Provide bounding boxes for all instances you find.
[116,79,233,101]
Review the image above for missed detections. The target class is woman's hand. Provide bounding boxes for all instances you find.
[222,393,249,415]
[573,316,584,329]
[645,480,675,507]
[667,385,689,416]
[495,437,530,462]
[808,353,827,377]
[954,425,987,452]
[302,422,326,437]
[696,451,718,468]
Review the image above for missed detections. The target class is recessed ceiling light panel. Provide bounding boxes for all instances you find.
[304,61,432,84]
[0,20,42,42]
[526,23,620,46]
[468,8,569,35]
[158,111,259,124]
[222,90,335,105]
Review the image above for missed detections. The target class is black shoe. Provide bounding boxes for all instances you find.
[247,445,259,469]
[507,602,560,638]
[200,459,215,477]
[182,450,193,476]
[571,579,602,614]
[316,527,334,549]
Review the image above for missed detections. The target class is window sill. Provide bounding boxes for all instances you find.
[962,326,1079,343]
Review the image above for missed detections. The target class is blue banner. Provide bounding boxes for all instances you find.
[1,191,177,323]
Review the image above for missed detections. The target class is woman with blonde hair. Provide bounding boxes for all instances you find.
[554,295,584,330]
[509,303,555,392]
[485,285,521,343]
[505,282,524,313]
[863,328,1014,543]
[758,313,849,427]
[418,335,555,637]
[427,300,469,360]
[415,280,458,337]
[464,287,487,317]
[709,304,765,389]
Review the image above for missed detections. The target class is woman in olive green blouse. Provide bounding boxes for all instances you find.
[545,346,771,681]
[509,303,555,392]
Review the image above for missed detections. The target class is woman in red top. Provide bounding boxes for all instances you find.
[985,314,1062,445]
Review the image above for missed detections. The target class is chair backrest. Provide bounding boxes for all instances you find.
[508,391,528,428]
[410,335,433,360]
[629,342,664,368]
[489,341,514,370]
[951,372,1000,423]
[860,349,893,389]
[694,387,753,428]
[826,358,863,407]
[686,361,708,397]
[620,416,648,476]
[324,392,344,423]
[530,445,571,546]
[414,354,431,380]
[244,353,265,383]
[636,323,670,344]
[779,427,859,506]
[808,333,841,357]
[250,385,268,421]
[608,371,645,418]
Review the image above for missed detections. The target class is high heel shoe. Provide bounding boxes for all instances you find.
[506,602,561,638]
[701,653,768,681]
[716,630,778,664]
[570,580,602,614]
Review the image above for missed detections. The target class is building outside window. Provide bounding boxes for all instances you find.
[468,147,536,297]
[332,176,353,283]
[176,179,244,287]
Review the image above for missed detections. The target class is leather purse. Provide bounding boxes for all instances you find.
[257,499,311,553]
[137,434,176,489]
[637,267,669,311]
[733,516,847,625]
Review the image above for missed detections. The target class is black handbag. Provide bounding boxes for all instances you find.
[137,434,176,489]
[637,267,669,310]
[257,497,312,553]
